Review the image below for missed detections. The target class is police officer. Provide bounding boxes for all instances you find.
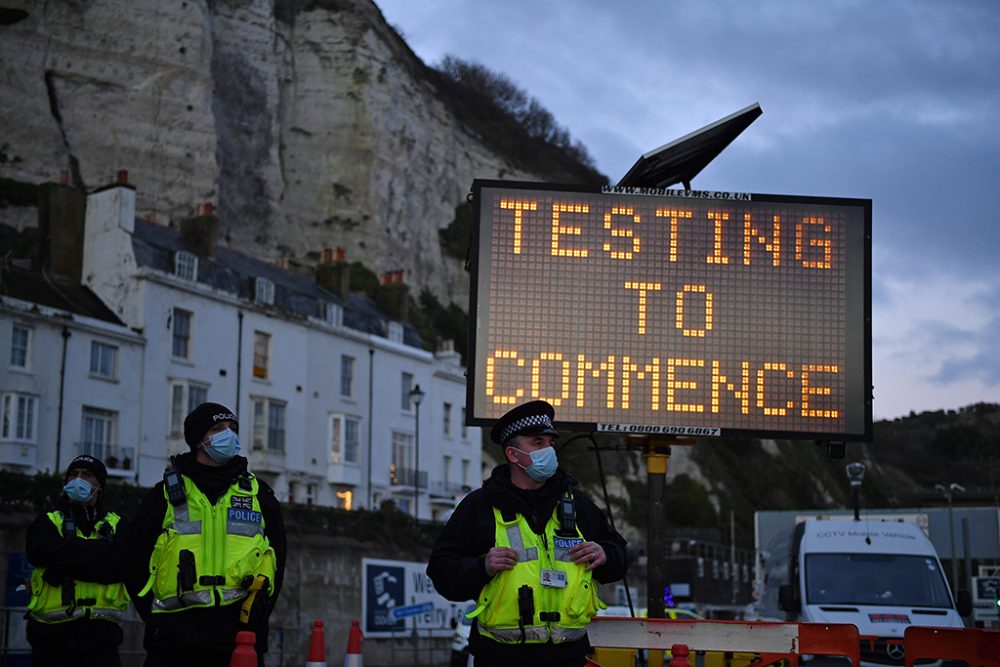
[427,400,627,667]
[124,402,286,666]
[26,454,129,666]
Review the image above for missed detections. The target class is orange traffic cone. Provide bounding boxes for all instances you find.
[668,644,692,667]
[230,630,258,667]
[343,620,363,667]
[307,619,327,667]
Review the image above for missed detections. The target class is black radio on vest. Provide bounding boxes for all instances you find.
[164,458,186,507]
[556,491,576,537]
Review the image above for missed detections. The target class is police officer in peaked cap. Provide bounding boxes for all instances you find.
[427,400,628,667]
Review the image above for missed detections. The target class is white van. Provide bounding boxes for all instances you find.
[760,518,971,665]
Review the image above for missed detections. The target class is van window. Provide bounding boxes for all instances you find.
[805,554,952,608]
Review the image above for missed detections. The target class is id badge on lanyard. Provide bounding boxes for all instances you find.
[540,569,568,588]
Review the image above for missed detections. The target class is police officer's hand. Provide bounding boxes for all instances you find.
[485,547,518,576]
[568,541,606,572]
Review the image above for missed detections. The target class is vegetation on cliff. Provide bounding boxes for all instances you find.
[430,55,608,186]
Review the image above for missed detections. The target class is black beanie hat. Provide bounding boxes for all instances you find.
[184,402,239,448]
[65,454,108,489]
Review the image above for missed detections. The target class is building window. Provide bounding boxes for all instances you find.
[172,308,192,359]
[1,393,37,442]
[252,397,285,452]
[401,372,414,410]
[253,331,270,379]
[443,455,452,485]
[443,402,452,437]
[321,301,343,327]
[329,414,361,465]
[169,380,209,438]
[390,431,414,486]
[80,407,116,459]
[175,251,198,281]
[10,325,31,369]
[462,459,470,486]
[461,407,468,440]
[255,277,275,305]
[340,355,355,398]
[89,341,118,379]
[387,321,403,343]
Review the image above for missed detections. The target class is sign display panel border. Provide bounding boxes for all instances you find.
[466,180,872,442]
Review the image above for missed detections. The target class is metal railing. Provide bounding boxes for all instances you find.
[428,480,467,498]
[389,465,428,489]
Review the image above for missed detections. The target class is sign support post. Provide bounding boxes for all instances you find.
[646,437,671,667]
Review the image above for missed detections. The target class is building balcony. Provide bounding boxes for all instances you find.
[0,440,37,469]
[389,465,427,490]
[428,480,469,504]
[248,447,287,473]
[76,442,135,478]
[327,462,362,486]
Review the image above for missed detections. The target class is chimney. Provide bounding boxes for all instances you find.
[435,339,462,366]
[36,171,87,279]
[376,269,409,321]
[315,245,351,300]
[179,202,219,256]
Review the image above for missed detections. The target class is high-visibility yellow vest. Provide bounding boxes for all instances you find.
[139,473,276,613]
[27,511,129,624]
[468,505,606,644]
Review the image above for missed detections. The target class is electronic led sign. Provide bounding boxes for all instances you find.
[467,180,872,441]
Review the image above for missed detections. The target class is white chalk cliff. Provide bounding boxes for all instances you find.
[0,0,588,306]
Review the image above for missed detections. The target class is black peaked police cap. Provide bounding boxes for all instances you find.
[490,400,559,445]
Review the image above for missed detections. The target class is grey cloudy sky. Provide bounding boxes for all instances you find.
[375,0,1000,420]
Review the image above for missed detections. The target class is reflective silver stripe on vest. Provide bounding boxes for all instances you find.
[152,589,214,611]
[479,623,587,644]
[504,525,538,562]
[88,608,124,622]
[550,626,588,643]
[478,624,549,643]
[219,588,249,604]
[29,607,85,622]
[153,587,248,611]
[172,503,202,535]
[226,520,264,537]
[30,606,123,623]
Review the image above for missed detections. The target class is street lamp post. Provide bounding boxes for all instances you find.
[410,383,425,520]
[935,482,965,592]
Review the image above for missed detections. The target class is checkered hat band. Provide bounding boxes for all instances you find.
[501,414,554,443]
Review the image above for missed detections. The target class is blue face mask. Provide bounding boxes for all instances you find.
[512,445,558,482]
[202,428,241,464]
[64,477,95,504]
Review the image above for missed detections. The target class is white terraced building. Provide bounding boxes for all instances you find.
[0,177,480,520]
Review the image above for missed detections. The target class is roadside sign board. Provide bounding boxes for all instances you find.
[390,602,435,620]
[973,605,999,622]
[468,180,872,441]
[362,558,468,638]
[973,576,1000,604]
